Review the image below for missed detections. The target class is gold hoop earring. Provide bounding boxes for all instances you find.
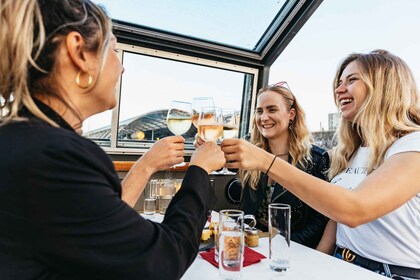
[76,71,93,89]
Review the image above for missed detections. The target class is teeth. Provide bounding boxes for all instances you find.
[340,99,353,105]
[262,124,274,128]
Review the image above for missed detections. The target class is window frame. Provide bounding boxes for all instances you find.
[97,43,259,156]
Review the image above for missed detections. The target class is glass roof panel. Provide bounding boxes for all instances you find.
[92,0,289,51]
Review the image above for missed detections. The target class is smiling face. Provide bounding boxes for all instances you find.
[335,60,367,122]
[255,90,295,141]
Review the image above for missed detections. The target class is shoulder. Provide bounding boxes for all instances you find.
[310,145,329,161]
[2,120,113,172]
[386,131,420,158]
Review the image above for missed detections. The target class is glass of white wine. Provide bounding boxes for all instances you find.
[219,108,240,175]
[166,100,192,167]
[197,106,223,142]
[192,97,215,129]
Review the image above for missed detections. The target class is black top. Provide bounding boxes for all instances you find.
[0,100,216,280]
[240,146,330,248]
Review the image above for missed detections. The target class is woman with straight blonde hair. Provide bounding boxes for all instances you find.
[222,50,420,279]
[238,83,330,248]
[0,0,225,279]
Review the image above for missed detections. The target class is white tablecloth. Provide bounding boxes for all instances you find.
[181,238,388,280]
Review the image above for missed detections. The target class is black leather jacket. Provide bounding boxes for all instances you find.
[240,146,330,249]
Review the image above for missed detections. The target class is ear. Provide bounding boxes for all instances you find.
[289,108,296,122]
[65,31,91,72]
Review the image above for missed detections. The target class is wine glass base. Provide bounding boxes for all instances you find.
[217,168,237,175]
[172,162,186,168]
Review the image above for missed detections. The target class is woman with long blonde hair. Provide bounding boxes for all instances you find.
[238,83,330,248]
[0,0,225,278]
[222,50,420,279]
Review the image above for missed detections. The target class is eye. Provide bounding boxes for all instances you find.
[349,77,357,83]
[255,109,262,115]
[113,49,119,53]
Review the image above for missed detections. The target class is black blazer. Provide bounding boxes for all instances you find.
[240,146,330,248]
[0,101,215,280]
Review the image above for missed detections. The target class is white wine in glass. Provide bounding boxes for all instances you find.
[219,108,240,175]
[192,97,214,128]
[166,100,192,167]
[198,106,223,142]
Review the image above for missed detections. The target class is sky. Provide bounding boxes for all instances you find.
[269,0,420,130]
[86,0,420,133]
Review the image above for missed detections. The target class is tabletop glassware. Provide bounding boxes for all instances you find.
[192,97,215,129]
[218,108,240,175]
[269,203,291,272]
[197,106,223,142]
[166,100,192,167]
[217,209,245,280]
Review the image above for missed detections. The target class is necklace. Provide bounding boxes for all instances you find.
[276,151,289,157]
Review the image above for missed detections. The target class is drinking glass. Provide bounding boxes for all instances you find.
[218,209,244,280]
[192,97,214,128]
[197,106,223,142]
[143,180,159,219]
[166,100,192,167]
[158,179,176,214]
[219,108,240,175]
[269,203,291,272]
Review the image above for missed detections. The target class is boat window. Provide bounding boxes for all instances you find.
[83,44,257,154]
[92,0,293,52]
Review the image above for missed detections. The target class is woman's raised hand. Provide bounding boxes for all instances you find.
[221,138,270,172]
[193,134,205,148]
[137,136,186,173]
[190,141,225,174]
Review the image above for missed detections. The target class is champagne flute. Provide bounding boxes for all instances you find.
[166,100,192,167]
[197,106,223,142]
[219,108,240,175]
[192,97,215,129]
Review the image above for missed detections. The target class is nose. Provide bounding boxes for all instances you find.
[335,83,346,95]
[121,66,125,75]
[260,110,270,121]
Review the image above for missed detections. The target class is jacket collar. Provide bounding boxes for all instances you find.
[21,98,74,131]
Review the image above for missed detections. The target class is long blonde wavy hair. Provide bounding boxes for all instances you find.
[240,84,313,190]
[0,0,111,126]
[329,50,420,178]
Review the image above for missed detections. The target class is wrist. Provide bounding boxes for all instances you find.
[131,157,156,177]
[260,150,275,172]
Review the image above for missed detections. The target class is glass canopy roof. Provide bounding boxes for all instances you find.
[91,0,304,53]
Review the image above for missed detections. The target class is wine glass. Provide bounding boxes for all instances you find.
[166,100,192,167]
[197,106,223,142]
[192,97,215,129]
[219,108,240,175]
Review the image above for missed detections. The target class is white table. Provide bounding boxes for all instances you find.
[181,238,388,280]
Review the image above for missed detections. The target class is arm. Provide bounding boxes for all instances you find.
[221,138,420,227]
[121,135,186,207]
[31,136,225,279]
[316,220,337,255]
